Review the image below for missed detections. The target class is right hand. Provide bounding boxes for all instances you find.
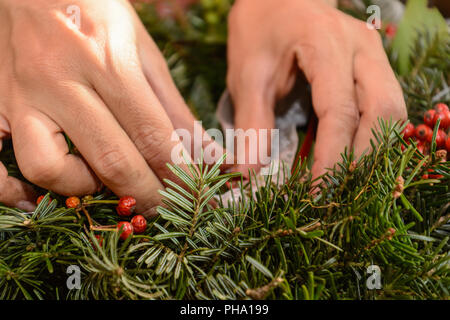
[0,0,206,215]
[226,0,407,180]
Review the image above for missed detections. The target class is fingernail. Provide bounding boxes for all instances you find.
[16,201,36,212]
[142,206,158,218]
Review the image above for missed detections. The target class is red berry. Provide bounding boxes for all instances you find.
[434,130,447,148]
[415,124,432,141]
[416,141,427,155]
[423,109,436,127]
[116,196,136,217]
[402,123,415,140]
[433,110,450,130]
[427,169,443,180]
[36,195,51,205]
[65,196,80,209]
[401,137,414,152]
[36,195,45,205]
[131,215,147,234]
[446,137,450,153]
[421,174,429,180]
[385,23,397,38]
[90,235,104,250]
[117,222,133,240]
[95,235,103,247]
[434,103,449,114]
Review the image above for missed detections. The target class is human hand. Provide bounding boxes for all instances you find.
[227,0,407,180]
[0,0,208,215]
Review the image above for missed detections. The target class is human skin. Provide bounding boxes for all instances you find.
[0,0,407,212]
[227,0,407,180]
[0,0,213,215]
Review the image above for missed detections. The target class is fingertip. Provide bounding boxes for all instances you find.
[0,174,37,210]
[141,206,158,219]
[310,158,327,182]
[16,200,36,212]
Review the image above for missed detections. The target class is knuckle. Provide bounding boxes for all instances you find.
[381,99,408,122]
[357,20,369,33]
[95,147,136,185]
[325,100,360,130]
[355,19,369,31]
[21,159,62,186]
[363,26,382,44]
[133,125,168,164]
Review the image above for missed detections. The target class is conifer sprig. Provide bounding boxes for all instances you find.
[0,0,449,300]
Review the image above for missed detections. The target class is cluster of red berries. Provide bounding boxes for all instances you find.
[115,196,147,240]
[402,103,450,156]
[401,103,450,180]
[37,194,147,241]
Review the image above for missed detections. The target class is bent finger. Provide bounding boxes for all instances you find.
[48,84,164,216]
[226,56,277,178]
[136,27,229,167]
[353,37,407,158]
[11,110,100,196]
[297,54,359,181]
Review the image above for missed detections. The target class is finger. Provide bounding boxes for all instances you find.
[226,57,277,178]
[92,67,190,183]
[48,84,164,216]
[136,26,195,132]
[353,35,407,158]
[297,55,359,181]
[86,36,197,188]
[10,110,100,196]
[0,140,36,211]
[136,27,231,168]
[230,95,276,178]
